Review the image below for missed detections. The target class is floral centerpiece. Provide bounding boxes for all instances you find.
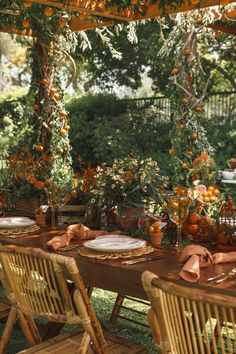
[82,156,168,230]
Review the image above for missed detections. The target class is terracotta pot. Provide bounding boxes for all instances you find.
[150,232,163,247]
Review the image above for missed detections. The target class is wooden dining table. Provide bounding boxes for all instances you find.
[1,227,236,300]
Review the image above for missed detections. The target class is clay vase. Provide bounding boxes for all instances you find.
[150,231,163,247]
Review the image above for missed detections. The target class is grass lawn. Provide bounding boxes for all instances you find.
[0,288,156,353]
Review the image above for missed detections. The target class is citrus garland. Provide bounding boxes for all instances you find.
[165,15,215,187]
[0,1,77,199]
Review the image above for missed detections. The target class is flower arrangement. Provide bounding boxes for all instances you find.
[85,156,168,214]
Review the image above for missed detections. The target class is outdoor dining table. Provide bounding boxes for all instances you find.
[1,227,236,300]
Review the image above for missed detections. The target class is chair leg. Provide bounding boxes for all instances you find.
[110,294,125,324]
[147,308,161,348]
[0,307,17,354]
[17,309,41,346]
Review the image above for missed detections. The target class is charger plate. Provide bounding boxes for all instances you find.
[78,244,154,260]
[0,224,40,237]
[83,235,146,253]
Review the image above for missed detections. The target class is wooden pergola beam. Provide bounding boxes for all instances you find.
[207,23,236,35]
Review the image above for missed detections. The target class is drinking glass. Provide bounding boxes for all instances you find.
[45,185,61,230]
[167,196,191,251]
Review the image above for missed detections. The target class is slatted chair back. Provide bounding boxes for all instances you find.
[0,245,108,354]
[142,271,236,354]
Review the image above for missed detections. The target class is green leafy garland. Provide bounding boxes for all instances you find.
[0,1,77,200]
[161,14,215,187]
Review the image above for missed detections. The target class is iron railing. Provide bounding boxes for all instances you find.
[122,91,236,122]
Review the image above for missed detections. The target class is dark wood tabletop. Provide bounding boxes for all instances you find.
[1,228,236,300]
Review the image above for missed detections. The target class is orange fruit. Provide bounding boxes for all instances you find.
[59,111,67,118]
[44,7,53,17]
[59,18,67,27]
[53,93,60,101]
[195,105,201,112]
[183,49,191,55]
[181,163,187,169]
[179,123,185,129]
[207,191,213,197]
[207,186,215,191]
[188,151,193,157]
[188,213,201,225]
[171,67,179,75]
[213,188,220,196]
[215,30,222,37]
[50,87,57,94]
[40,78,48,85]
[150,226,155,234]
[22,19,30,28]
[192,133,198,139]
[35,145,44,152]
[32,103,39,110]
[34,180,45,190]
[64,125,70,131]
[169,149,174,155]
[181,98,188,105]
[191,0,200,4]
[59,129,67,136]
[210,195,217,202]
[203,196,210,203]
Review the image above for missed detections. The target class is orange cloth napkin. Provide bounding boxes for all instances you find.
[179,245,213,282]
[47,223,123,250]
[179,245,236,282]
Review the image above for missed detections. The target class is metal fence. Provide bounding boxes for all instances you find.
[122,91,236,122]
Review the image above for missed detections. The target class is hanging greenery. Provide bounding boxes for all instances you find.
[0,1,78,202]
[159,13,215,187]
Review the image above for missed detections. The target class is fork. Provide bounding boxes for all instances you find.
[215,267,236,284]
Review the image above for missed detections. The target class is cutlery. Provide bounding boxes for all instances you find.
[58,244,81,252]
[207,273,226,282]
[122,255,161,265]
[215,267,236,284]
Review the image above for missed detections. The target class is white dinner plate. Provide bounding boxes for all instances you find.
[0,217,36,228]
[83,235,146,253]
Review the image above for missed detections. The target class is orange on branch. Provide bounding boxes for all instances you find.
[171,67,180,75]
[59,129,67,136]
[188,151,193,157]
[220,0,229,5]
[59,111,68,118]
[183,49,191,55]
[58,18,67,27]
[181,97,188,105]
[44,7,53,17]
[40,78,48,85]
[207,186,215,192]
[34,181,45,190]
[169,149,174,155]
[195,105,201,112]
[53,93,60,101]
[64,125,70,131]
[35,145,44,152]
[181,163,188,169]
[32,103,39,110]
[192,133,198,139]
[50,87,57,94]
[179,123,185,129]
[22,19,30,28]
[213,188,220,196]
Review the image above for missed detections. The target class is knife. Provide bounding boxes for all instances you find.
[122,255,162,265]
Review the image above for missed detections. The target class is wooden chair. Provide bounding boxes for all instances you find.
[142,271,236,354]
[110,294,150,328]
[0,245,147,354]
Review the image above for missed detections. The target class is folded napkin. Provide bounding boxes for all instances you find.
[179,245,213,282]
[47,223,123,250]
[179,245,236,282]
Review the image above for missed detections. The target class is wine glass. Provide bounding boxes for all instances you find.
[167,195,191,251]
[45,185,61,230]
